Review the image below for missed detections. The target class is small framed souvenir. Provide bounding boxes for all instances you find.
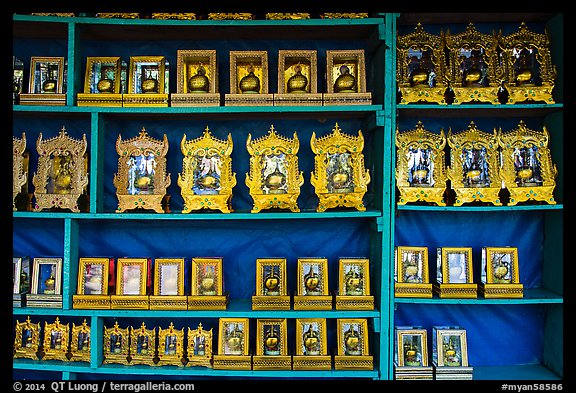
[158,322,184,367]
[293,258,332,310]
[246,125,304,213]
[13,56,24,104]
[275,49,322,105]
[188,257,228,310]
[14,316,41,360]
[394,246,432,298]
[73,257,112,309]
[480,247,523,298]
[253,319,291,370]
[13,256,31,307]
[324,50,371,105]
[447,122,502,206]
[13,132,30,211]
[213,318,252,370]
[152,13,196,20]
[149,258,187,310]
[42,317,69,361]
[124,56,169,106]
[498,121,557,206]
[225,50,273,106]
[20,56,66,106]
[178,128,236,214]
[129,322,156,366]
[77,56,124,107]
[266,13,310,19]
[103,321,130,365]
[69,319,91,362]
[27,257,63,308]
[171,49,219,106]
[252,258,290,310]
[395,122,448,206]
[110,258,150,309]
[432,326,473,380]
[335,258,374,310]
[394,326,433,380]
[113,128,171,213]
[33,127,89,212]
[334,318,373,370]
[292,318,331,370]
[434,247,477,298]
[186,323,213,368]
[208,13,254,20]
[96,13,139,18]
[310,123,371,212]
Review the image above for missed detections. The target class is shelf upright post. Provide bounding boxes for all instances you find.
[90,112,105,213]
[66,21,82,107]
[63,218,79,310]
[91,315,104,368]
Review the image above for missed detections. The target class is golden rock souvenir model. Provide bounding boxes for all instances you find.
[171,50,219,106]
[396,23,449,104]
[77,57,124,107]
[213,318,252,370]
[187,323,213,368]
[444,23,502,105]
[253,319,291,370]
[498,121,557,205]
[19,57,66,106]
[246,125,304,213]
[96,13,139,19]
[208,13,254,20]
[310,123,370,212]
[394,247,432,298]
[69,319,91,363]
[73,257,112,309]
[252,258,290,310]
[188,257,228,310]
[447,122,502,206]
[434,247,477,298]
[336,258,374,310]
[157,322,185,366]
[396,122,448,206]
[124,56,169,107]
[178,128,236,214]
[498,22,556,104]
[14,316,41,360]
[33,127,89,212]
[113,128,171,213]
[13,132,28,211]
[13,56,24,104]
[129,322,156,366]
[13,256,31,307]
[149,258,187,310]
[293,318,331,370]
[225,51,273,106]
[324,50,371,105]
[334,318,373,370]
[110,258,150,309]
[42,317,69,361]
[103,321,130,365]
[27,257,63,308]
[480,246,523,298]
[432,326,473,380]
[394,326,433,380]
[152,13,196,20]
[293,258,332,310]
[266,13,310,19]
[275,50,322,105]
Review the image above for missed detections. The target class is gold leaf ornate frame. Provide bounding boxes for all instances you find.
[396,122,448,206]
[225,50,273,106]
[246,125,304,213]
[103,321,130,365]
[433,327,469,367]
[334,318,373,370]
[187,323,213,367]
[69,319,91,362]
[113,128,171,213]
[124,56,168,106]
[150,258,187,310]
[77,56,123,107]
[73,257,111,309]
[253,318,291,370]
[498,121,557,205]
[13,132,28,211]
[178,128,236,214]
[252,258,290,310]
[394,246,432,298]
[275,49,321,105]
[336,258,374,312]
[33,127,89,212]
[188,257,227,310]
[172,49,219,106]
[434,247,477,298]
[158,322,185,366]
[293,318,331,370]
[42,317,69,361]
[324,50,371,105]
[310,123,371,212]
[444,23,502,104]
[31,257,62,296]
[498,22,556,104]
[447,122,502,206]
[20,56,66,105]
[481,247,523,298]
[296,258,329,296]
[396,23,449,104]
[115,258,148,296]
[13,256,31,296]
[213,317,251,370]
[14,316,41,360]
[396,327,429,367]
[129,322,156,366]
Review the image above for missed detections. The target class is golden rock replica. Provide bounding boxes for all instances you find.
[253,319,291,370]
[480,247,523,298]
[252,258,291,310]
[33,127,89,212]
[77,56,124,107]
[310,123,370,212]
[213,318,251,370]
[171,50,220,106]
[246,125,304,213]
[334,318,373,370]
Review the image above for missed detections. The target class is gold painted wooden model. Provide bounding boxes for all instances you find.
[129,322,156,365]
[275,50,321,105]
[14,316,41,360]
[186,323,213,368]
[188,257,228,310]
[150,258,187,310]
[246,125,304,213]
[324,50,371,105]
[480,247,523,298]
[171,50,219,106]
[152,13,196,20]
[293,258,332,310]
[157,322,185,366]
[110,258,150,309]
[77,56,123,107]
[253,319,291,370]
[20,57,66,106]
[124,56,168,107]
[27,257,63,308]
[336,258,374,310]
[394,246,433,298]
[334,318,373,370]
[252,258,291,310]
[213,318,252,370]
[178,128,236,214]
[394,327,433,380]
[226,51,273,106]
[13,132,28,211]
[73,257,111,309]
[208,13,253,20]
[293,318,332,370]
[103,321,130,365]
[432,327,473,380]
[69,319,91,362]
[42,317,70,361]
[433,247,477,298]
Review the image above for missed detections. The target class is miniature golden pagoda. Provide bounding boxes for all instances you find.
[42,317,70,361]
[252,258,291,310]
[13,132,28,211]
[14,316,41,360]
[69,319,91,362]
[253,319,291,370]
[186,323,213,368]
[394,246,433,298]
[157,322,185,366]
[246,125,304,213]
[294,258,332,310]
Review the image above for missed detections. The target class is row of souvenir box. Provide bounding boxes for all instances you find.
[25,13,370,20]
[12,49,372,107]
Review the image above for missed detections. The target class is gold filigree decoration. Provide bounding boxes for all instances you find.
[14,316,41,360]
[130,322,156,366]
[208,13,253,20]
[152,13,196,20]
[69,319,90,362]
[103,321,130,365]
[187,323,213,367]
[42,317,70,361]
[266,13,310,19]
[13,132,28,211]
